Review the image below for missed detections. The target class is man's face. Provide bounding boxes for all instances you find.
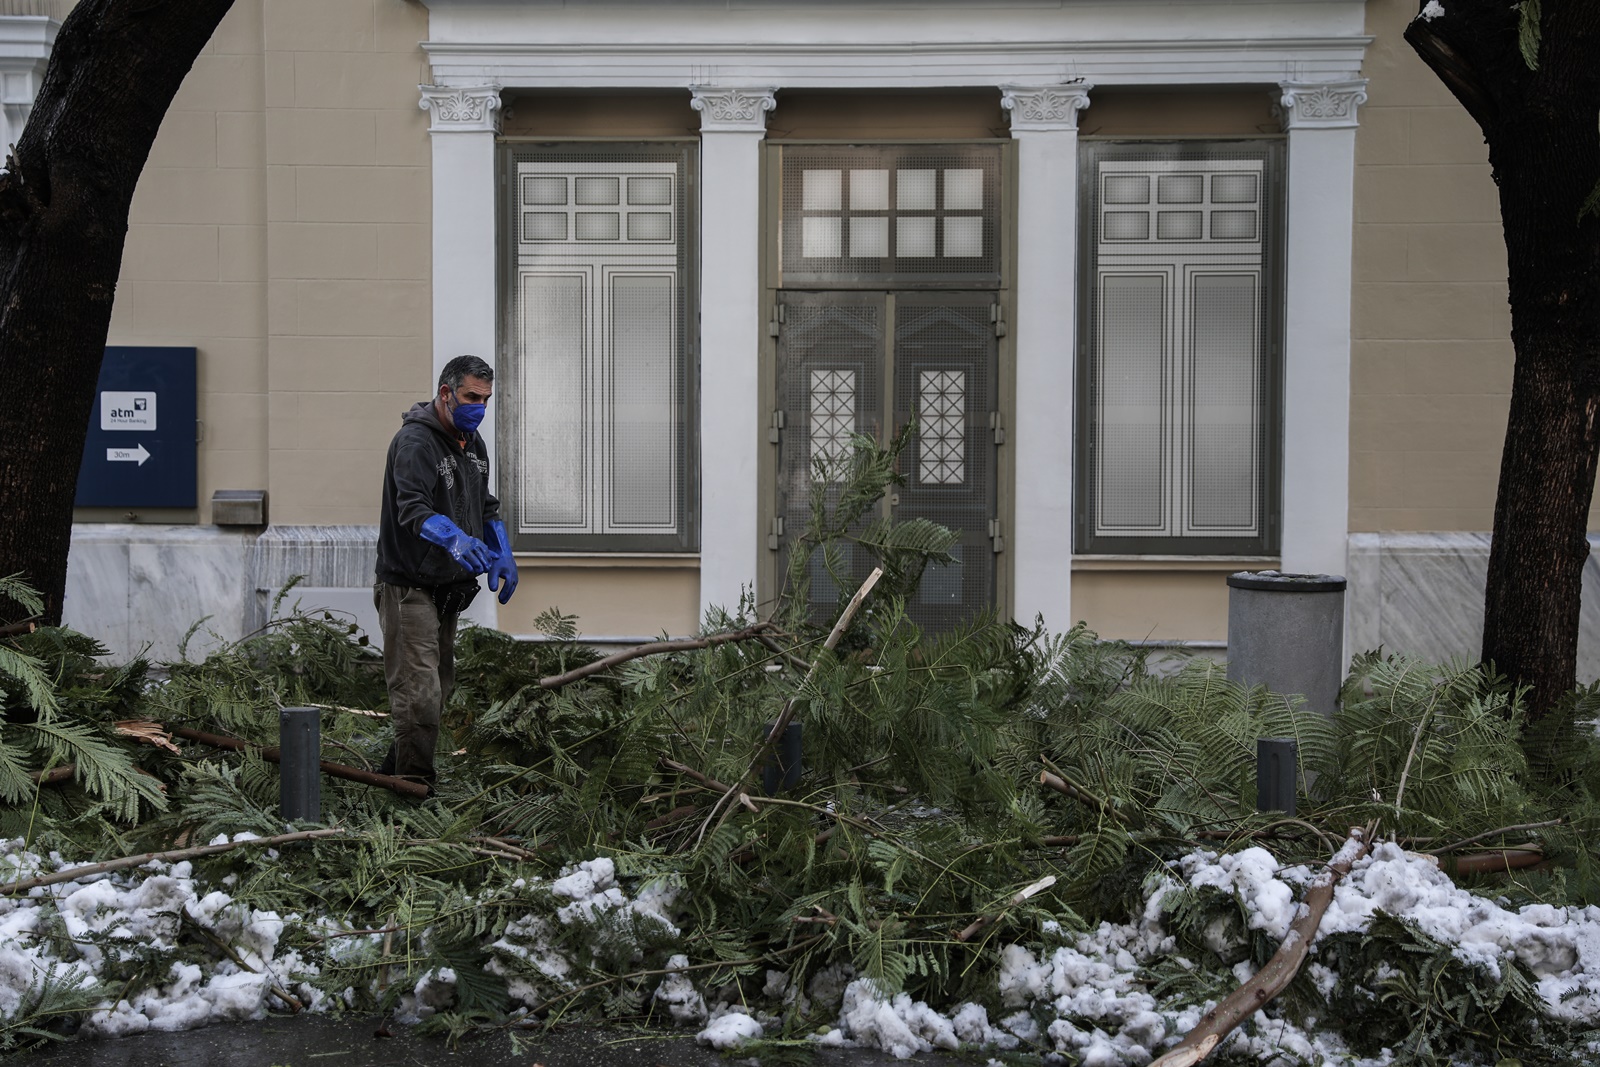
[438,374,493,430]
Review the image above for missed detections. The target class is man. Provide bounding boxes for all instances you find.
[374,354,519,792]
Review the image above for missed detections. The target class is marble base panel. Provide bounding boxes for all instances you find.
[65,525,255,663]
[68,523,499,663]
[1346,532,1600,683]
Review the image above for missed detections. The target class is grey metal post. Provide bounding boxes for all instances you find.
[761,722,803,796]
[1256,738,1298,816]
[1226,571,1347,718]
[279,707,321,821]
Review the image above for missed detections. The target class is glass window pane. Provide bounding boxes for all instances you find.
[896,169,936,210]
[803,169,842,210]
[849,216,889,258]
[522,175,567,205]
[1156,211,1203,240]
[575,176,620,205]
[897,216,936,257]
[519,273,588,530]
[1210,210,1258,240]
[575,212,621,240]
[608,274,676,528]
[849,169,889,210]
[803,216,842,258]
[523,212,568,242]
[627,212,673,241]
[1157,174,1203,203]
[1188,273,1258,532]
[1103,211,1150,241]
[1103,175,1149,204]
[627,176,672,205]
[943,168,983,210]
[1096,274,1166,532]
[1211,172,1259,204]
[943,216,983,258]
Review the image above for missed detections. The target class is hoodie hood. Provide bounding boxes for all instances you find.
[402,398,472,443]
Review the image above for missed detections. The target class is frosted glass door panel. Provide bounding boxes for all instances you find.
[1096,273,1167,533]
[1188,272,1259,533]
[608,273,676,531]
[519,271,589,530]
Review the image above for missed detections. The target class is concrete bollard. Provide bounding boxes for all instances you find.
[760,722,804,796]
[1256,738,1298,816]
[1226,571,1347,718]
[279,707,321,821]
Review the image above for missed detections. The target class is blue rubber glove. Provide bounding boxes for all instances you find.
[484,520,519,604]
[419,514,494,575]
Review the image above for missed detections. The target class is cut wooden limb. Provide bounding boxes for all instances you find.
[1447,848,1543,875]
[955,874,1058,942]
[1038,769,1118,821]
[539,623,776,690]
[1150,828,1369,1067]
[0,828,347,897]
[114,719,182,754]
[170,725,428,798]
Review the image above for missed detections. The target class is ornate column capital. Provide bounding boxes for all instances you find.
[1273,79,1368,131]
[689,87,777,132]
[419,84,503,134]
[1001,83,1093,133]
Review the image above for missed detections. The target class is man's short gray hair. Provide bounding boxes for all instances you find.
[439,355,494,391]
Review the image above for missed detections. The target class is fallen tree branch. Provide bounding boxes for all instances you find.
[0,616,39,638]
[1428,819,1565,856]
[170,726,428,798]
[955,874,1058,942]
[181,906,303,1012]
[539,623,776,690]
[1151,827,1369,1067]
[1445,848,1543,875]
[0,828,348,897]
[1039,768,1119,822]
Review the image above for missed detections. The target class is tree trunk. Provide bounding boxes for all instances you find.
[0,0,234,624]
[1407,2,1600,717]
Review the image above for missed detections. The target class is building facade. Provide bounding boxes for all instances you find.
[12,0,1597,671]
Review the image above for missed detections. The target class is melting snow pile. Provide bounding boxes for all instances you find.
[9,834,1600,1062]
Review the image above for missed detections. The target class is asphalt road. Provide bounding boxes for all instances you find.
[18,1017,987,1067]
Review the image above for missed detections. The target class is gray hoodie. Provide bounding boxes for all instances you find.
[375,400,501,588]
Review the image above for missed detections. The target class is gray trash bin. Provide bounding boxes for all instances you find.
[1226,571,1347,718]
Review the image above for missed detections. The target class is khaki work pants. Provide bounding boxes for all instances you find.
[375,581,459,789]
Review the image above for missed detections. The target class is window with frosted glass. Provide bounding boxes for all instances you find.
[1076,142,1282,555]
[503,146,696,551]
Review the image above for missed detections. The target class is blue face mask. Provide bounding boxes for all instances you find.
[448,391,487,434]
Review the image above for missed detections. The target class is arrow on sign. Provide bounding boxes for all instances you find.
[107,443,151,467]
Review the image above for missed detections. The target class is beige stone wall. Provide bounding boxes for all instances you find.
[1350,0,1518,532]
[497,559,701,638]
[107,0,433,525]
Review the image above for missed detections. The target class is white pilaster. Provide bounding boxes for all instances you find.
[1275,79,1365,580]
[0,16,57,153]
[1003,84,1090,633]
[422,83,502,629]
[691,87,775,624]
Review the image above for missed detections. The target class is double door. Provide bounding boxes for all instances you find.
[772,290,1001,634]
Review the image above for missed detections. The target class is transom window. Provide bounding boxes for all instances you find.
[775,143,1003,289]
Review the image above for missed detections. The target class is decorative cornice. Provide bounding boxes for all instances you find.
[1273,79,1368,130]
[689,87,776,132]
[418,84,503,133]
[1000,84,1093,132]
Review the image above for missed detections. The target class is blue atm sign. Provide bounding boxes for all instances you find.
[75,346,197,508]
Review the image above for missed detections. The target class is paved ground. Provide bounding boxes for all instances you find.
[18,1017,988,1067]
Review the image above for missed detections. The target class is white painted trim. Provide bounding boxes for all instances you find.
[1008,85,1090,631]
[425,83,502,627]
[693,89,773,623]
